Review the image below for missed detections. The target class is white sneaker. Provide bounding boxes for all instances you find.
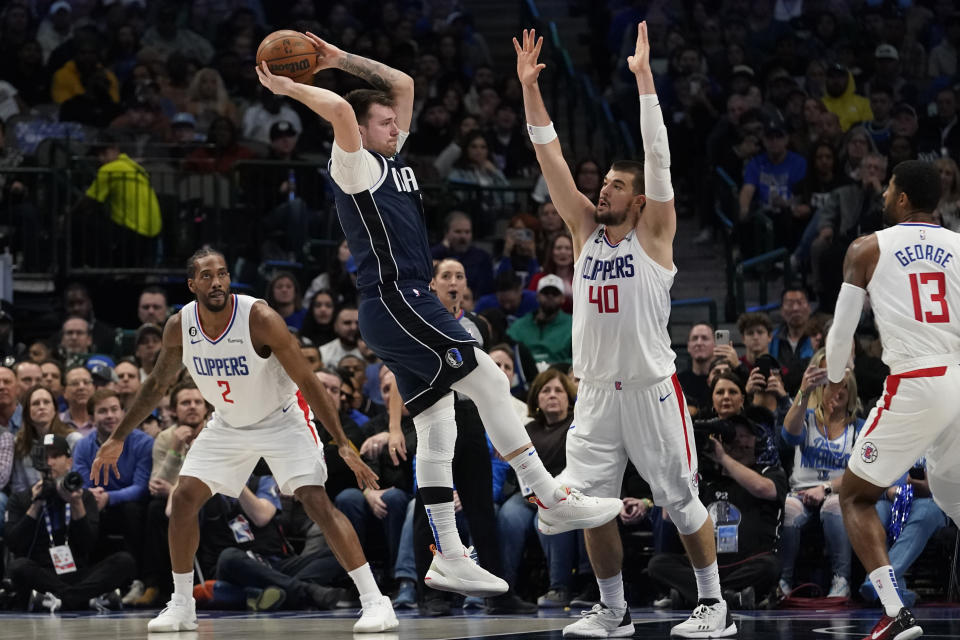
[670,600,737,638]
[353,595,399,633]
[537,488,622,535]
[563,603,634,638]
[147,594,198,632]
[28,590,61,613]
[424,545,508,597]
[828,575,850,598]
[122,580,144,606]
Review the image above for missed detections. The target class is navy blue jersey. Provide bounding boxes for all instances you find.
[329,151,434,293]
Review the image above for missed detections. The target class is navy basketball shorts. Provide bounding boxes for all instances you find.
[359,281,478,416]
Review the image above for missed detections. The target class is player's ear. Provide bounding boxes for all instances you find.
[633,193,647,211]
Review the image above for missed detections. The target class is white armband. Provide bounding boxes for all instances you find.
[527,122,557,145]
[825,282,866,382]
[638,94,673,202]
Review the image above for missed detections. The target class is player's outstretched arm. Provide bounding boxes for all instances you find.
[91,315,184,485]
[256,62,362,152]
[514,29,594,247]
[825,234,878,382]
[304,32,414,133]
[629,22,676,260]
[250,303,380,490]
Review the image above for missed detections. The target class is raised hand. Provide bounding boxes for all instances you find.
[255,61,297,96]
[304,31,343,72]
[627,21,651,76]
[513,28,546,87]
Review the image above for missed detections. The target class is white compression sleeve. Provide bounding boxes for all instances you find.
[638,94,673,202]
[825,282,866,382]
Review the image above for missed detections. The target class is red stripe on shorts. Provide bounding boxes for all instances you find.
[671,373,692,471]
[296,390,319,446]
[861,366,947,439]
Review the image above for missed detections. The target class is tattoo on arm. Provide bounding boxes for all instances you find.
[338,53,393,92]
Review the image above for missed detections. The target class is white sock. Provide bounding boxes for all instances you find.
[597,573,626,610]
[172,571,193,599]
[348,562,382,604]
[870,565,904,617]
[509,447,564,507]
[424,501,464,559]
[693,561,722,602]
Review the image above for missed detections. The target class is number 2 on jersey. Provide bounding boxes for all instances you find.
[588,285,619,314]
[909,272,949,323]
[217,380,235,404]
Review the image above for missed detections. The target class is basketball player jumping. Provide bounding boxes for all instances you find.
[826,160,960,640]
[256,33,621,599]
[517,25,736,638]
[90,249,398,633]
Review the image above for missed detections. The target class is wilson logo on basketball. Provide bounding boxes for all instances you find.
[269,59,311,74]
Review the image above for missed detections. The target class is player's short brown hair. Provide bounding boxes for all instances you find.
[345,89,396,126]
[609,160,645,195]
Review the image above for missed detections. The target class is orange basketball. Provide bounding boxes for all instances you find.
[256,30,318,83]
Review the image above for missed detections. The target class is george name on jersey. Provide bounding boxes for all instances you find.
[581,254,636,282]
[192,356,249,377]
[894,243,953,269]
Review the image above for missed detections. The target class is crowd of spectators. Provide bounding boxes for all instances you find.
[0,0,958,618]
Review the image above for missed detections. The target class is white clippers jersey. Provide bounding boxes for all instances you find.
[868,223,960,374]
[572,225,677,385]
[181,294,298,426]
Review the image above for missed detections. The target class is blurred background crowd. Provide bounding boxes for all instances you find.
[0,0,958,618]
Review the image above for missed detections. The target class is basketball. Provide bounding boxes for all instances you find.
[256,30,318,83]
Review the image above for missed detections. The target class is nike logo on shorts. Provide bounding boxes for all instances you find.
[281,401,295,413]
[659,391,673,402]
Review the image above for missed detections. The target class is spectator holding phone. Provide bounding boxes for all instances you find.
[778,348,863,599]
[769,284,814,395]
[496,215,541,288]
[744,354,790,427]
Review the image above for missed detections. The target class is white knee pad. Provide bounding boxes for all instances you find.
[451,348,531,455]
[413,393,457,488]
[664,494,709,536]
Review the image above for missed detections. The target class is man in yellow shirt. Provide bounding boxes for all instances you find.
[74,133,162,267]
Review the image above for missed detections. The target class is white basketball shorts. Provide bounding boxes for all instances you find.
[179,393,327,497]
[848,364,960,488]
[559,373,700,505]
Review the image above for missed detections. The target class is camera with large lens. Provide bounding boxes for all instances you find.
[30,441,83,501]
[58,471,84,494]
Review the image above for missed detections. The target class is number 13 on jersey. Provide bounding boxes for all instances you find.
[588,284,619,314]
[909,272,949,323]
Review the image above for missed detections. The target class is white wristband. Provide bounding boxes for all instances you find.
[527,122,557,145]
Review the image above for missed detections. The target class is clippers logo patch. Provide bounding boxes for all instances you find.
[445,348,464,369]
[861,441,879,464]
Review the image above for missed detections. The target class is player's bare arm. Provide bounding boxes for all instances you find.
[90,315,185,485]
[305,32,415,132]
[841,233,881,288]
[256,62,362,152]
[515,28,594,252]
[249,302,379,490]
[630,21,677,267]
[825,234,879,383]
